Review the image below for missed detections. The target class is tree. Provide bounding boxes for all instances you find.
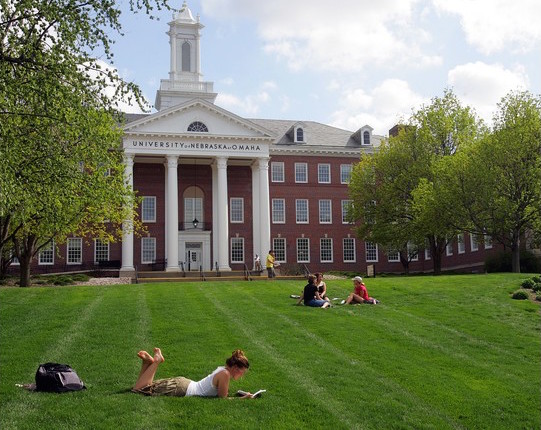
[436,91,541,272]
[0,0,169,285]
[349,89,485,274]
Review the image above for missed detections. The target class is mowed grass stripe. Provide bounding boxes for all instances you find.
[225,288,465,430]
[196,284,366,430]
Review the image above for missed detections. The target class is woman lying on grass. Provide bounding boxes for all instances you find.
[132,347,253,398]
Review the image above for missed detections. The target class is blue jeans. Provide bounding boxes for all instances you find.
[306,299,326,307]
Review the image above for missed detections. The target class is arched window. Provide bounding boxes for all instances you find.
[363,130,371,145]
[187,121,208,132]
[182,41,191,72]
[296,127,304,142]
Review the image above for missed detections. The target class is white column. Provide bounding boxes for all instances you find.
[251,161,261,269]
[166,155,180,272]
[120,154,135,274]
[258,157,271,258]
[164,160,169,262]
[212,161,218,270]
[216,156,231,271]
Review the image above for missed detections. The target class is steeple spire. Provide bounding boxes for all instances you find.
[155,2,217,110]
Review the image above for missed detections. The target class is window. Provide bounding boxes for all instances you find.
[319,200,332,224]
[231,237,244,263]
[340,164,352,184]
[67,238,82,264]
[343,238,356,262]
[142,196,156,223]
[457,234,465,254]
[318,164,331,183]
[484,234,493,249]
[363,130,371,145]
[94,239,109,263]
[141,237,156,264]
[425,239,431,260]
[230,198,244,223]
[365,241,378,262]
[295,199,309,223]
[446,239,453,256]
[271,162,284,182]
[470,234,479,252]
[187,121,208,132]
[296,127,304,142]
[273,238,286,262]
[387,250,400,262]
[39,241,54,265]
[184,197,203,228]
[341,200,352,223]
[295,163,308,183]
[296,238,310,263]
[272,199,285,223]
[320,238,333,263]
[407,242,419,261]
[182,41,191,72]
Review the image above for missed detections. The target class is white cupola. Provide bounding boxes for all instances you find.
[155,1,217,110]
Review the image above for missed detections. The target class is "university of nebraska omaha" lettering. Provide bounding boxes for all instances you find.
[131,141,261,151]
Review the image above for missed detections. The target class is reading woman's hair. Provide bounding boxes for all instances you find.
[226,349,250,369]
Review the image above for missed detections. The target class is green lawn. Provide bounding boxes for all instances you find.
[0,273,539,429]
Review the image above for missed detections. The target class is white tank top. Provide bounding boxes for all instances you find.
[185,366,226,397]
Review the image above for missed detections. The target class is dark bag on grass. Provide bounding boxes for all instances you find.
[35,363,86,393]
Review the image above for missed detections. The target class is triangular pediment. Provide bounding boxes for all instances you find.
[124,99,273,139]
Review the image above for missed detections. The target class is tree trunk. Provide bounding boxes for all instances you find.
[19,253,32,287]
[429,236,444,275]
[511,234,521,273]
[400,251,410,275]
[15,235,38,287]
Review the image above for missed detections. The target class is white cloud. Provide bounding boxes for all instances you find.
[447,61,529,123]
[432,0,541,54]
[215,90,271,116]
[330,79,426,135]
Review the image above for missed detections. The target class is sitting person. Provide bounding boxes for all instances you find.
[296,274,330,308]
[341,276,379,305]
[314,272,330,303]
[132,347,253,398]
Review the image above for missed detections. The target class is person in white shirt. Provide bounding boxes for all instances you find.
[132,347,253,398]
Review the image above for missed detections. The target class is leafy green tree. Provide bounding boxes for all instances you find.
[0,0,168,285]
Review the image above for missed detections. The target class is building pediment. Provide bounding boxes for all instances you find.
[124,98,274,141]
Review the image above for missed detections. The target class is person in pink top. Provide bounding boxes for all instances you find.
[341,276,379,305]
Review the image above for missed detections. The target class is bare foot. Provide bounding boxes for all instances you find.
[153,347,165,363]
[137,350,154,363]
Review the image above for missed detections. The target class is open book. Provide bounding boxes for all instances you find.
[237,389,266,398]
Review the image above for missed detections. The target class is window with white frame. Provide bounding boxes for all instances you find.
[141,196,156,223]
[141,237,156,264]
[184,197,203,227]
[319,200,332,224]
[470,234,479,251]
[295,163,308,183]
[343,238,356,262]
[425,239,431,260]
[408,242,419,261]
[230,198,244,223]
[296,238,310,263]
[67,238,82,264]
[457,234,465,254]
[387,250,400,262]
[363,130,371,145]
[295,127,304,142]
[271,162,284,182]
[365,241,378,262]
[318,164,331,183]
[484,234,493,249]
[231,237,244,263]
[340,164,352,184]
[273,238,286,262]
[446,239,453,256]
[94,239,109,262]
[39,241,54,265]
[341,200,352,223]
[320,238,333,262]
[272,199,285,223]
[296,199,309,223]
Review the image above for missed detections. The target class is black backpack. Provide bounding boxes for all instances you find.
[35,363,86,393]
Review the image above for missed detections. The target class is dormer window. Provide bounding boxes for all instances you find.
[292,122,306,143]
[296,127,304,142]
[187,121,208,132]
[363,130,370,145]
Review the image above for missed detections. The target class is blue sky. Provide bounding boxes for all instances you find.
[111,0,540,136]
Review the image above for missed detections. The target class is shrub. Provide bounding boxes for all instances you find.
[536,293,541,302]
[485,250,541,273]
[521,279,536,289]
[71,274,90,282]
[531,276,541,283]
[512,290,530,300]
[532,283,541,293]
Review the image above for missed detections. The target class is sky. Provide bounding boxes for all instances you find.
[111,0,541,136]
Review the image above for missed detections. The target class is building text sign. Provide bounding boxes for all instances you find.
[124,139,269,157]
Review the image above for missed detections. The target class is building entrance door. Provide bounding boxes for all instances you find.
[185,242,202,271]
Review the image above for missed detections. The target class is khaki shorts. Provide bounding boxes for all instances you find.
[133,377,192,397]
